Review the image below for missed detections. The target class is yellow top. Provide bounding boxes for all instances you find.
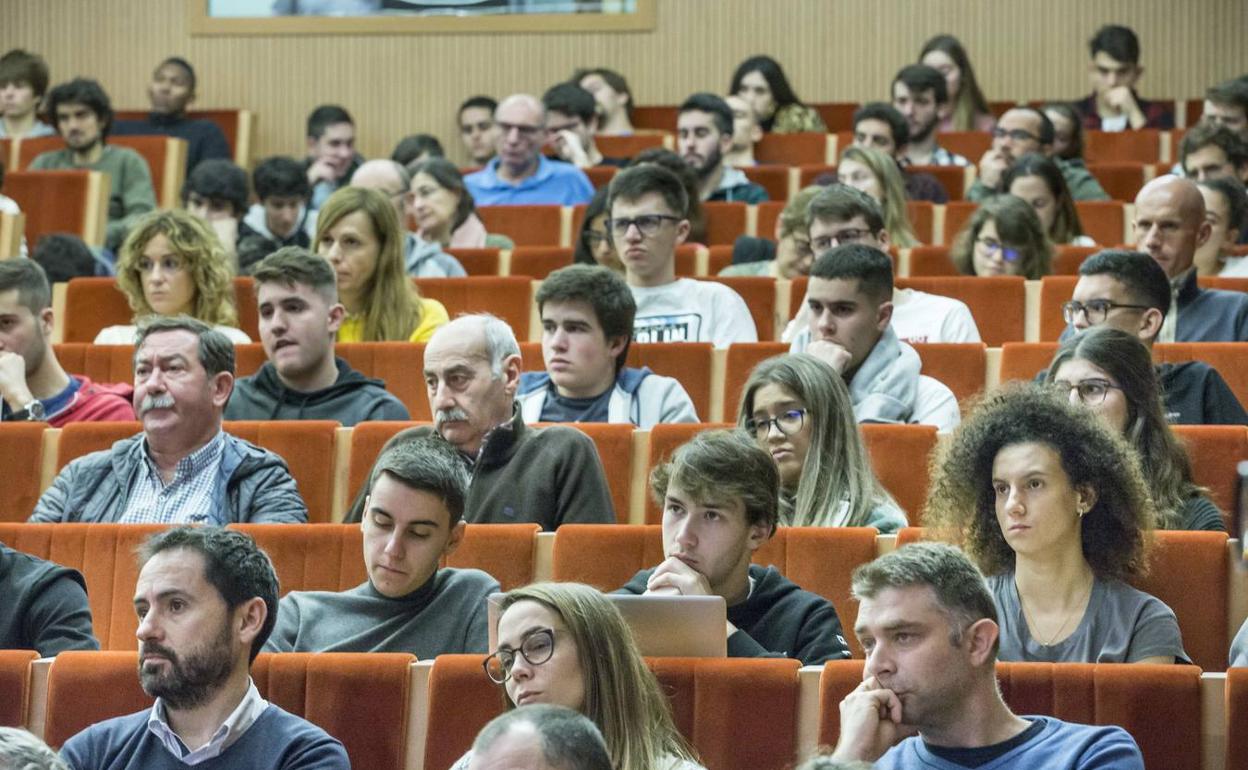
[336,297,449,343]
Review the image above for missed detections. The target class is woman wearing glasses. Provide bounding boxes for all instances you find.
[837,146,919,248]
[950,195,1053,278]
[573,188,623,273]
[1046,326,1224,531]
[453,582,704,770]
[925,384,1187,664]
[1003,154,1097,247]
[737,354,906,532]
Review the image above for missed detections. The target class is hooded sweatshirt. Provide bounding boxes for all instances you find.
[225,357,409,426]
[236,203,317,275]
[516,366,698,429]
[849,326,960,432]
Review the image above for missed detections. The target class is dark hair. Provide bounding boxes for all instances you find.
[252,245,338,303]
[252,156,311,201]
[472,705,612,770]
[139,527,279,663]
[0,49,50,98]
[134,315,236,378]
[368,436,470,527]
[537,264,636,372]
[407,157,476,231]
[31,233,96,284]
[918,35,991,129]
[1089,24,1141,65]
[157,56,196,92]
[181,159,249,217]
[804,184,886,235]
[45,78,113,138]
[627,148,704,242]
[606,164,689,221]
[678,92,733,136]
[728,55,805,110]
[1042,102,1086,160]
[458,95,498,121]
[574,187,611,266]
[1003,153,1085,244]
[1009,106,1055,146]
[1199,176,1248,234]
[650,429,779,537]
[950,194,1053,279]
[543,83,597,124]
[810,243,893,304]
[306,104,353,140]
[924,384,1155,582]
[853,102,909,147]
[1207,77,1248,116]
[0,257,51,312]
[1180,123,1248,172]
[573,68,634,119]
[1078,249,1171,316]
[892,64,948,104]
[391,134,445,166]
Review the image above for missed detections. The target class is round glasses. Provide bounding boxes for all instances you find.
[1052,378,1121,405]
[745,408,808,439]
[482,628,556,684]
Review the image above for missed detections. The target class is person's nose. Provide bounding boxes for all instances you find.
[764,418,787,444]
[550,328,569,352]
[135,607,162,644]
[815,309,836,337]
[140,367,167,394]
[429,381,457,412]
[673,516,697,550]
[1003,485,1026,518]
[864,641,895,678]
[623,222,644,244]
[383,529,404,558]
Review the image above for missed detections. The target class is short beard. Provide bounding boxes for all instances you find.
[693,144,724,181]
[910,116,938,145]
[139,621,235,710]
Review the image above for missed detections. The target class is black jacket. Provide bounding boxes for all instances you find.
[225,357,409,426]
[0,543,98,656]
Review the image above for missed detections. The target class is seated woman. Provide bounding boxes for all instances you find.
[453,582,705,770]
[405,157,513,277]
[1195,177,1248,277]
[838,146,918,247]
[720,186,819,278]
[96,209,250,344]
[1004,153,1096,246]
[919,35,995,133]
[729,55,825,134]
[573,187,623,273]
[950,195,1053,278]
[1046,326,1224,531]
[738,354,907,532]
[925,384,1188,664]
[1043,102,1087,164]
[316,186,448,343]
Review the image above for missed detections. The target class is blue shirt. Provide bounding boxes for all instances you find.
[876,716,1143,769]
[465,155,594,206]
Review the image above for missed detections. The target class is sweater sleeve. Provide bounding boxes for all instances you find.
[107,151,157,250]
[551,430,616,527]
[277,728,351,770]
[263,593,300,652]
[25,572,100,656]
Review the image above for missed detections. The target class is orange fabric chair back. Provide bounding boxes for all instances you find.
[336,341,428,420]
[1132,530,1229,672]
[509,245,573,280]
[942,200,978,245]
[584,165,618,190]
[895,526,926,547]
[797,163,837,188]
[906,200,936,244]
[811,102,859,131]
[897,276,1026,346]
[1200,276,1248,293]
[43,651,152,748]
[704,276,775,339]
[673,243,702,277]
[0,650,37,728]
[233,343,267,377]
[1086,129,1162,163]
[702,201,748,245]
[551,524,665,590]
[443,523,540,590]
[57,421,141,470]
[723,342,789,417]
[940,131,993,161]
[475,205,562,246]
[5,170,103,246]
[346,420,423,507]
[912,343,987,405]
[1039,275,1080,340]
[238,523,366,594]
[1053,244,1098,274]
[644,423,735,523]
[742,165,791,201]
[596,133,667,158]
[223,420,337,523]
[755,132,828,165]
[1074,201,1127,246]
[1172,424,1248,515]
[52,343,136,384]
[631,106,679,131]
[1086,163,1147,203]
[756,200,785,240]
[424,654,504,770]
[63,278,131,343]
[909,164,966,200]
[628,342,715,420]
[908,245,957,276]
[707,244,734,275]
[446,247,501,276]
[13,137,62,169]
[861,424,937,523]
[414,276,533,340]
[999,342,1058,383]
[0,423,46,522]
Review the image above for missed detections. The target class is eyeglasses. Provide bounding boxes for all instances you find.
[1051,378,1122,405]
[482,628,556,684]
[744,408,808,439]
[991,127,1040,143]
[497,121,544,137]
[1061,299,1152,325]
[975,237,1022,263]
[581,230,609,248]
[811,228,874,254]
[607,215,681,239]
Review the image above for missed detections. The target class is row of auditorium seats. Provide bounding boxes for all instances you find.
[0,522,1242,671]
[2,650,1237,770]
[5,418,1245,530]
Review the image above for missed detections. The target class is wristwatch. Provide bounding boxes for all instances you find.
[7,400,46,422]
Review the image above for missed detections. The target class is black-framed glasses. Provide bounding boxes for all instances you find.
[992,127,1040,143]
[581,230,609,248]
[607,215,681,239]
[1051,378,1122,405]
[1061,299,1152,325]
[975,237,1022,263]
[745,408,808,439]
[811,229,874,254]
[482,628,556,684]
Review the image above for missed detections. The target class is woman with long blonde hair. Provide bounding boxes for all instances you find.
[838,146,918,247]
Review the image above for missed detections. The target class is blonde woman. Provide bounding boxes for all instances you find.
[838,146,918,247]
[315,186,448,342]
[96,209,249,344]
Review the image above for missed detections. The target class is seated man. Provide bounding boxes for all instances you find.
[457,95,500,167]
[0,48,55,138]
[1134,175,1248,341]
[391,133,444,166]
[1074,24,1173,131]
[469,706,611,770]
[616,429,852,666]
[831,542,1144,767]
[418,314,615,530]
[61,528,349,768]
[112,56,231,173]
[575,67,635,136]
[518,263,698,428]
[1200,76,1248,143]
[181,158,249,258]
[31,316,307,524]
[723,94,762,168]
[1063,249,1247,424]
[542,83,625,168]
[265,437,497,655]
[0,539,97,656]
[611,164,758,347]
[237,155,316,275]
[464,93,594,206]
[800,243,960,431]
[30,78,157,252]
[677,92,768,203]
[225,247,409,425]
[304,104,362,211]
[1180,123,1248,184]
[0,259,134,425]
[969,106,1109,202]
[891,65,969,168]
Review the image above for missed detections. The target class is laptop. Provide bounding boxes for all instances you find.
[486,592,728,657]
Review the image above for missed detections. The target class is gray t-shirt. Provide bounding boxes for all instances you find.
[989,572,1189,664]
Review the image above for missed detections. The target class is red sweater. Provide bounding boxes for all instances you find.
[47,377,135,427]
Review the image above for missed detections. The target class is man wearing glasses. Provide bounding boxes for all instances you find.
[1061,248,1247,425]
[968,107,1108,202]
[464,93,594,206]
[609,164,758,348]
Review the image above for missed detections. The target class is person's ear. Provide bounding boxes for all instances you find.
[306,136,318,156]
[746,518,772,553]
[1139,307,1164,341]
[718,130,733,155]
[501,353,523,397]
[234,596,267,651]
[605,334,628,362]
[327,302,347,334]
[39,307,55,340]
[675,217,691,246]
[210,370,234,408]
[1076,484,1098,516]
[876,299,894,331]
[965,618,999,666]
[876,229,892,249]
[442,520,467,557]
[1195,218,1213,249]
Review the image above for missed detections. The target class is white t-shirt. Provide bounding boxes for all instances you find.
[94,324,252,345]
[631,278,758,349]
[1219,257,1248,277]
[785,288,981,346]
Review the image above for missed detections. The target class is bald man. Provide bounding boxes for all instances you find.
[1133,176,1248,341]
[464,93,594,206]
[350,159,466,277]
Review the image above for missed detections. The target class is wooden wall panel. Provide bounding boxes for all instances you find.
[2,0,1244,168]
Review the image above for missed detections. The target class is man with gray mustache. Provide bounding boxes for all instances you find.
[30,316,307,524]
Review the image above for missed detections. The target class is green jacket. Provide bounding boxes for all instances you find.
[968,157,1109,203]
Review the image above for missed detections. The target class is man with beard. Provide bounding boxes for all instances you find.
[891,65,969,168]
[60,527,349,769]
[677,93,768,203]
[30,316,307,524]
[30,78,156,252]
[967,106,1109,202]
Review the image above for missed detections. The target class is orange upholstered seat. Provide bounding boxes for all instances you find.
[755,132,830,165]
[912,343,987,405]
[115,108,253,166]
[742,165,791,201]
[346,421,422,506]
[56,421,141,470]
[723,342,789,416]
[595,133,667,159]
[414,276,533,340]
[1053,244,1099,274]
[860,424,937,522]
[1039,275,1079,340]
[222,420,337,523]
[43,651,152,747]
[908,245,957,276]
[0,423,46,522]
[705,276,775,339]
[239,523,367,594]
[631,106,679,132]
[423,654,503,770]
[583,165,618,190]
[1086,162,1149,203]
[335,342,427,419]
[797,163,837,188]
[673,243,704,276]
[1156,344,1248,422]
[906,200,936,244]
[1074,200,1127,246]
[4,170,109,248]
[62,277,256,344]
[475,205,562,246]
[446,247,501,276]
[551,524,665,590]
[707,244,735,275]
[943,200,978,245]
[627,342,715,421]
[0,650,37,728]
[896,276,1026,346]
[509,245,573,280]
[939,131,993,161]
[1200,276,1248,293]
[107,135,187,209]
[702,201,748,246]
[1171,425,1248,516]
[810,102,859,131]
[909,164,967,200]
[1085,129,1163,163]
[999,341,1058,383]
[755,200,785,239]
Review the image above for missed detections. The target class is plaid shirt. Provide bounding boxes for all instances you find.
[902,146,970,167]
[119,431,227,524]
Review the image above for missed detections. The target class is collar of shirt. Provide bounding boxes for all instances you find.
[142,430,227,488]
[478,155,555,191]
[147,679,269,764]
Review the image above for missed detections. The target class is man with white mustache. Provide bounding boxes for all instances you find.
[30,316,307,524]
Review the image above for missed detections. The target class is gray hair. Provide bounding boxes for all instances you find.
[0,727,70,770]
[471,705,611,770]
[369,436,470,526]
[133,315,235,377]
